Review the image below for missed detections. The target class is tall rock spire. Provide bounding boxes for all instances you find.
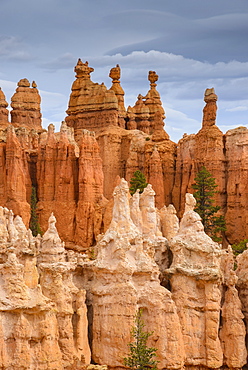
[109,64,126,128]
[0,88,9,128]
[10,79,42,130]
[202,88,218,128]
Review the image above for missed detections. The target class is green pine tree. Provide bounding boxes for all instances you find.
[123,309,158,370]
[30,186,42,236]
[192,166,226,242]
[231,239,248,256]
[129,171,148,196]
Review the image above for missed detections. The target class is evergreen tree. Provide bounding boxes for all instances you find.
[231,239,248,256]
[30,186,42,236]
[123,309,158,370]
[129,171,148,196]
[192,166,226,242]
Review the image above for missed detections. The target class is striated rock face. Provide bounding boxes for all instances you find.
[89,179,185,369]
[172,88,226,219]
[167,193,223,368]
[235,248,248,347]
[4,125,31,227]
[128,71,167,137]
[0,87,9,127]
[37,123,78,244]
[225,127,248,243]
[220,246,247,369]
[74,129,105,249]
[10,79,42,130]
[97,126,176,206]
[0,207,90,370]
[37,123,105,250]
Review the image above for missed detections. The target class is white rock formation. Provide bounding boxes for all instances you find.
[90,179,185,369]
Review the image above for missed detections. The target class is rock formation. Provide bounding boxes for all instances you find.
[0,184,247,369]
[1,62,248,370]
[172,88,226,219]
[0,87,9,127]
[74,129,105,249]
[11,78,42,130]
[36,122,78,244]
[167,194,223,368]
[225,126,248,243]
[220,246,247,368]
[1,64,248,243]
[65,59,119,140]
[88,179,184,369]
[4,125,31,226]
[109,64,126,128]
[0,207,90,369]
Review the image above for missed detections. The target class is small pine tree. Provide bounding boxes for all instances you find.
[192,166,226,242]
[30,186,42,236]
[129,171,148,196]
[123,309,158,370]
[231,239,248,256]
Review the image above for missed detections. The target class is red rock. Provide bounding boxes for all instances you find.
[172,88,226,218]
[11,79,42,130]
[36,123,77,243]
[5,125,30,226]
[65,59,119,141]
[74,129,105,249]
[0,87,9,128]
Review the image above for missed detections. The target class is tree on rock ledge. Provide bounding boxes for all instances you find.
[124,309,158,370]
[30,186,42,236]
[192,166,226,242]
[129,171,148,195]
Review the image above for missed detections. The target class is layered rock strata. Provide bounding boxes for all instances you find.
[10,78,42,130]
[65,59,119,140]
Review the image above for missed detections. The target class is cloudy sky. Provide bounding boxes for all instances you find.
[1,0,248,142]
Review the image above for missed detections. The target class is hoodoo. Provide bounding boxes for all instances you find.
[0,61,248,369]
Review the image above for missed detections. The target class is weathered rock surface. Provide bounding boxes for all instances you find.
[225,126,248,243]
[3,125,31,227]
[88,179,184,369]
[220,246,247,369]
[0,87,9,127]
[167,194,223,368]
[0,207,90,369]
[11,78,42,130]
[0,186,247,369]
[172,88,226,218]
[65,59,119,140]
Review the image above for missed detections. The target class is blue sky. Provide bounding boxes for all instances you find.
[0,0,248,142]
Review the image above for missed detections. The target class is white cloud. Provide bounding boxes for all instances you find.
[0,36,32,61]
[226,106,248,112]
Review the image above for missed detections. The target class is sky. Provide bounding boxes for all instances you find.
[0,0,248,143]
